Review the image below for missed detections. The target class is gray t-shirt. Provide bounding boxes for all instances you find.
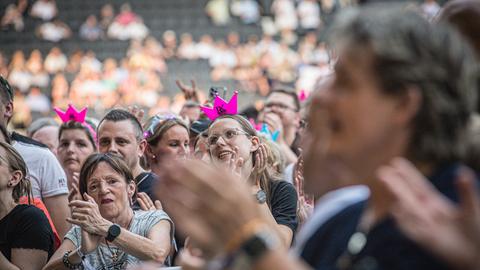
[64,210,174,270]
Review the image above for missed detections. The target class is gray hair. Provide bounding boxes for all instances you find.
[329,4,480,165]
[27,117,59,137]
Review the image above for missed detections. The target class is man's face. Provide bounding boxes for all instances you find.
[304,49,410,195]
[264,92,300,130]
[97,120,145,171]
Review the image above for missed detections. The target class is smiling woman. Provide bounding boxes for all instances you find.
[43,153,175,270]
[206,115,298,248]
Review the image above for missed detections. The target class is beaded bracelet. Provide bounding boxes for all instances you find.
[62,250,84,269]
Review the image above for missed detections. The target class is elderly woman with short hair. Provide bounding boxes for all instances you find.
[44,153,175,269]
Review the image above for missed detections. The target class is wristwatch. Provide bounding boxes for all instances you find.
[106,224,121,242]
[254,189,267,204]
[228,230,278,270]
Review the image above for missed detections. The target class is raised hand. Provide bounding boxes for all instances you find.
[67,193,112,236]
[226,146,244,180]
[137,192,163,211]
[377,158,480,270]
[68,172,81,202]
[128,105,145,125]
[155,159,270,257]
[176,79,199,102]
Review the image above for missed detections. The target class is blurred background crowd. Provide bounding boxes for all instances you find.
[0,0,443,131]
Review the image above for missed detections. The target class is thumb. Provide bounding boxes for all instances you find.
[154,200,163,210]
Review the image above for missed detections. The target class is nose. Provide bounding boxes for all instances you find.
[66,142,75,153]
[98,182,109,195]
[107,142,119,154]
[179,144,188,155]
[215,135,228,146]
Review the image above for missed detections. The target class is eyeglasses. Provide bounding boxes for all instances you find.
[143,114,178,139]
[264,102,298,112]
[207,128,250,146]
[0,76,13,102]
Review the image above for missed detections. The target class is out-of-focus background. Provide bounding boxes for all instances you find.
[0,0,445,129]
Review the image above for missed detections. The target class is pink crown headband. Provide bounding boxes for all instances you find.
[54,104,97,141]
[298,89,309,102]
[200,91,238,121]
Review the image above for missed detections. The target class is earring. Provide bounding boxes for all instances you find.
[152,155,156,159]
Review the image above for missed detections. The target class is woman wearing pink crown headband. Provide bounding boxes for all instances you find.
[54,104,97,201]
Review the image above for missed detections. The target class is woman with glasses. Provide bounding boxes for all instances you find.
[143,115,190,173]
[206,114,298,247]
[0,141,55,270]
[44,153,175,269]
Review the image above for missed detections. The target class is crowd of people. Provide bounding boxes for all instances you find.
[1,0,480,270]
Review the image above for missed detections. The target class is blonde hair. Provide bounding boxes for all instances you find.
[0,142,32,203]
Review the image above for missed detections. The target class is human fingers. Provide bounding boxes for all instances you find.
[69,200,93,208]
[137,193,149,211]
[154,200,163,210]
[83,193,98,205]
[456,167,480,220]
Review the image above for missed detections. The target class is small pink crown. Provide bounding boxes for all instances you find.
[201,91,238,121]
[249,118,262,131]
[298,89,309,102]
[54,104,97,142]
[54,104,87,123]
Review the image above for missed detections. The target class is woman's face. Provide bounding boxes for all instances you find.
[151,125,190,160]
[57,129,95,174]
[208,118,257,166]
[86,162,135,220]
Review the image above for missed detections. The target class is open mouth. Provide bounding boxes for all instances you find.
[101,199,113,204]
[218,150,232,160]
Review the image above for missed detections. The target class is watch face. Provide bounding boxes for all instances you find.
[256,190,267,204]
[109,224,121,237]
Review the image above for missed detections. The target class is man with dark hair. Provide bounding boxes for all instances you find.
[263,87,301,164]
[97,108,157,201]
[151,4,480,270]
[0,75,70,239]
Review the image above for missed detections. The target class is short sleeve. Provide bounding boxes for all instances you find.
[39,150,68,198]
[269,181,299,234]
[64,225,81,248]
[11,206,54,253]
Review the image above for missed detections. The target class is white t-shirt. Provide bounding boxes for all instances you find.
[12,136,68,199]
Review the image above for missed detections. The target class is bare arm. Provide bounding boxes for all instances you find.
[0,252,19,270]
[42,239,78,270]
[43,194,71,238]
[110,220,172,263]
[257,203,293,248]
[11,249,49,270]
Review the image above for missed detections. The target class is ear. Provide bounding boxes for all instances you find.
[249,136,260,153]
[9,170,23,188]
[4,101,13,123]
[138,139,147,158]
[127,180,136,199]
[144,143,155,159]
[394,86,422,126]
